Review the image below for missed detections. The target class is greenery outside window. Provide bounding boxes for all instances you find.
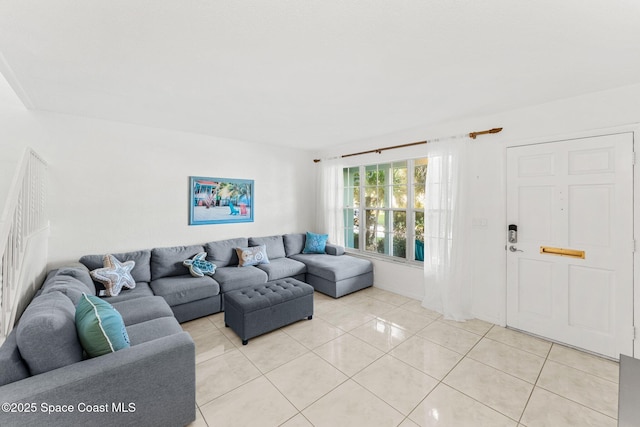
[343,158,427,262]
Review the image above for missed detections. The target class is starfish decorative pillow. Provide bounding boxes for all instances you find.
[183,252,216,278]
[90,254,136,297]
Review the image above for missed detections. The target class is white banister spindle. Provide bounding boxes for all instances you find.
[0,149,48,342]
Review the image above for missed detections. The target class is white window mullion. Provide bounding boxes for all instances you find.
[385,164,392,256]
[407,159,416,261]
[358,165,365,252]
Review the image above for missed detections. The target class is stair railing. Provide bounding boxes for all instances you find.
[0,148,48,344]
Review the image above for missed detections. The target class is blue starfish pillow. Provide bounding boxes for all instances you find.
[89,254,136,297]
[183,252,217,277]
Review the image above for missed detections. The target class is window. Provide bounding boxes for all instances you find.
[343,158,427,262]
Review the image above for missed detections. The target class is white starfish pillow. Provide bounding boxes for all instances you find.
[90,254,136,297]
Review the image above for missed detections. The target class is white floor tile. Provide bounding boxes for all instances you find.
[390,335,462,380]
[376,307,436,333]
[199,376,297,427]
[238,330,309,373]
[417,320,482,354]
[313,333,384,376]
[537,360,618,419]
[282,316,345,349]
[353,354,438,415]
[468,338,545,383]
[409,383,517,427]
[485,326,552,358]
[302,380,405,427]
[521,387,617,427]
[195,349,261,406]
[350,318,411,352]
[443,358,533,420]
[547,344,619,383]
[266,352,348,410]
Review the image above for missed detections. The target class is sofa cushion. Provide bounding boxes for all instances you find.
[303,232,329,254]
[183,252,216,277]
[256,257,306,281]
[53,265,95,293]
[213,266,268,293]
[205,237,248,267]
[0,329,30,386]
[290,253,373,281]
[75,294,130,358]
[236,245,270,267]
[152,245,205,280]
[111,296,175,326]
[150,275,220,307]
[80,249,151,283]
[283,233,306,257]
[89,254,136,296]
[41,275,92,305]
[16,291,83,375]
[126,316,183,346]
[99,282,154,303]
[248,235,286,260]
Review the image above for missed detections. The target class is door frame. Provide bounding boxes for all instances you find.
[503,124,639,357]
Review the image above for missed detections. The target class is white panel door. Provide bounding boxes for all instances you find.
[506,133,634,359]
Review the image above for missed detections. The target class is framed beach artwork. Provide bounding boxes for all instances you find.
[189,176,254,225]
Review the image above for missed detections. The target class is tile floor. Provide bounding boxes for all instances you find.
[183,287,619,427]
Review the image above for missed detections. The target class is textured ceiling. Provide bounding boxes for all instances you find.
[1,0,639,149]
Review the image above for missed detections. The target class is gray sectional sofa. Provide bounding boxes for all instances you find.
[0,233,373,426]
[0,265,196,426]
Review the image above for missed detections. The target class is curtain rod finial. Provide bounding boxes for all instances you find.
[469,127,503,139]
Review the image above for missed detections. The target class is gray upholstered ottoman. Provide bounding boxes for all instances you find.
[224,278,314,345]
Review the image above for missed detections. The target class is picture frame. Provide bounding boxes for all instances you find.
[189,176,254,225]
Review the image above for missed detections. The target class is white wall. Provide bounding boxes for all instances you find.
[1,111,316,267]
[318,83,640,325]
[3,81,640,325]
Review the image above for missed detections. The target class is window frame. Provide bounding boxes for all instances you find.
[343,158,426,265]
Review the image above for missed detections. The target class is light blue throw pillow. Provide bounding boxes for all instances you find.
[75,293,130,358]
[303,232,329,254]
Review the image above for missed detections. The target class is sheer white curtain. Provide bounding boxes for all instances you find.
[316,158,345,245]
[421,137,473,321]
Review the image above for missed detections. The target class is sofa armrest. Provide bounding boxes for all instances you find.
[0,332,195,427]
[325,244,345,256]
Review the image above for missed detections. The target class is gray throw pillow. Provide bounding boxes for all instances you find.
[283,233,306,257]
[205,238,248,267]
[151,245,204,280]
[248,235,286,260]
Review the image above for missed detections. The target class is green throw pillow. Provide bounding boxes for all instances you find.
[75,293,130,358]
[303,232,329,254]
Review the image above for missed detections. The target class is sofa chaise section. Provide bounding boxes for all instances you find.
[284,233,373,298]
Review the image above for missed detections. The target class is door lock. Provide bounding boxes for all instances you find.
[509,245,523,253]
